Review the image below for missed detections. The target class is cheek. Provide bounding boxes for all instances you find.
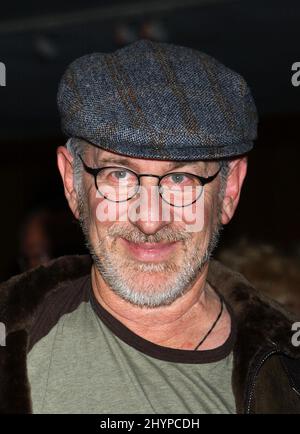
[94,194,131,225]
[87,195,130,247]
[82,190,110,241]
[204,187,220,225]
[187,189,219,246]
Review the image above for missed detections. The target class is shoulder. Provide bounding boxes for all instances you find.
[208,258,300,355]
[0,255,92,346]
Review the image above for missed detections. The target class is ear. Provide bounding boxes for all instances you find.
[57,146,80,219]
[221,156,248,225]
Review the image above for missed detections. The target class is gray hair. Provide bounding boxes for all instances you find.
[66,137,85,192]
[218,159,230,202]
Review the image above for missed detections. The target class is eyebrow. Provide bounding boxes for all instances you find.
[95,157,204,172]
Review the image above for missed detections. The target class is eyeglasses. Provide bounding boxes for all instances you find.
[78,154,221,207]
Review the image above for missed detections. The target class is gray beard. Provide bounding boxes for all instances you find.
[77,190,223,308]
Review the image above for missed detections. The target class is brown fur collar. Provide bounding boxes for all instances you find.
[0,254,299,413]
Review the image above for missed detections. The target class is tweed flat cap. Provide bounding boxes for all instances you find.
[57,39,258,160]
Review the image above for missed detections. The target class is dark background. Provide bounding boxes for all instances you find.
[0,0,299,281]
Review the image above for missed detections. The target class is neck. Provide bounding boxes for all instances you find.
[91,262,230,350]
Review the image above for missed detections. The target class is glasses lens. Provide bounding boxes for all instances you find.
[159,173,203,206]
[96,168,139,202]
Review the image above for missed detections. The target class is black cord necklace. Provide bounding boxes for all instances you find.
[193,295,224,351]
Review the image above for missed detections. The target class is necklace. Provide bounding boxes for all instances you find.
[193,294,224,351]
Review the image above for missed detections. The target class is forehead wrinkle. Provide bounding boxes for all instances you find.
[90,147,211,173]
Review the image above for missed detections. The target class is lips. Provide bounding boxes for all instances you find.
[120,238,178,262]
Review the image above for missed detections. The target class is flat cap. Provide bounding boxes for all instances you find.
[57,39,258,160]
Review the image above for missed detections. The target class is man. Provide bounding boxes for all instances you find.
[0,39,299,414]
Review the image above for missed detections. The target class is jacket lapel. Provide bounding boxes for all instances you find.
[0,255,92,413]
[207,260,300,413]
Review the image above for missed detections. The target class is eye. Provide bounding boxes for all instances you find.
[98,168,137,187]
[169,173,187,184]
[111,169,129,180]
[162,173,196,189]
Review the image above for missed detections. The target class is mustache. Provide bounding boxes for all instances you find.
[107,224,192,243]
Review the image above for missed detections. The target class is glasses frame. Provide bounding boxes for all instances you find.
[78,154,221,207]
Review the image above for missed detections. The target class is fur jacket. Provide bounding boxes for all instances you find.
[0,254,300,414]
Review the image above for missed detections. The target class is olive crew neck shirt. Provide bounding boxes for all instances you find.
[27,275,236,414]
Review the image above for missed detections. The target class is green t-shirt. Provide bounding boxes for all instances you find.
[27,278,236,414]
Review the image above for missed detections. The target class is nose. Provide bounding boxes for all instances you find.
[128,176,171,235]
